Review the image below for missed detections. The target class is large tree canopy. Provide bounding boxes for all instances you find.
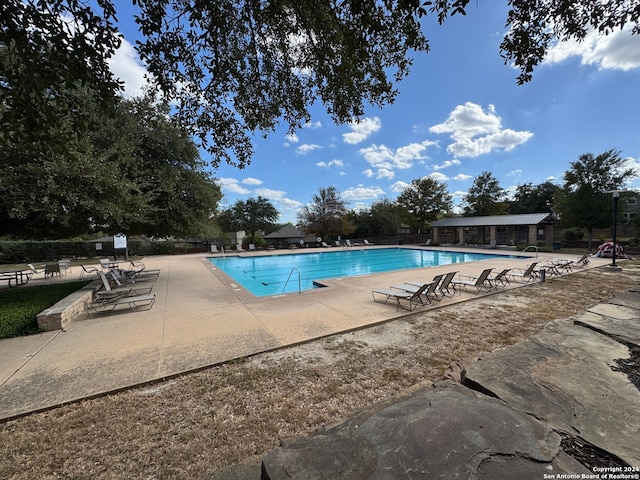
[3,1,638,168]
[396,177,452,234]
[0,94,222,239]
[556,149,637,248]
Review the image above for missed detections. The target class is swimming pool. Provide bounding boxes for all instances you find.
[208,247,513,297]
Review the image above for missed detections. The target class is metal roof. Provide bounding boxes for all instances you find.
[430,213,553,228]
[263,225,305,239]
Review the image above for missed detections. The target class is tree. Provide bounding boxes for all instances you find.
[396,177,452,234]
[3,1,638,168]
[0,94,222,238]
[508,181,560,214]
[556,149,637,249]
[227,196,280,244]
[463,171,509,217]
[351,199,404,237]
[297,187,349,239]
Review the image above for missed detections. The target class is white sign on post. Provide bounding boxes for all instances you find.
[114,234,127,249]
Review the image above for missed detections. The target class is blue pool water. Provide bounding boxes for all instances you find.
[208,247,513,297]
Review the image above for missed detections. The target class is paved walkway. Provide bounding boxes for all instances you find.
[0,246,610,421]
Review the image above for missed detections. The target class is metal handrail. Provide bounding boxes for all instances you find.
[282,268,301,294]
[519,245,539,258]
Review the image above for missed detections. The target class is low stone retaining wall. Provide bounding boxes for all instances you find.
[36,281,100,331]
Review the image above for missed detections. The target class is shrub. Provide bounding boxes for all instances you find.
[0,281,90,338]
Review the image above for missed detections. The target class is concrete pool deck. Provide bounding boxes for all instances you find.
[0,245,611,421]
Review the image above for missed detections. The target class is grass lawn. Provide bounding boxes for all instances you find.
[0,281,90,339]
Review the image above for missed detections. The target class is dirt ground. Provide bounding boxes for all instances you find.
[0,265,638,479]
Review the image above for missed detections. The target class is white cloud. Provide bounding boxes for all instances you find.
[545,26,640,71]
[316,159,344,169]
[304,120,322,129]
[217,178,250,195]
[284,133,299,146]
[390,181,409,193]
[452,173,473,181]
[432,159,461,170]
[254,188,302,211]
[428,172,449,182]
[358,140,436,178]
[296,144,321,155]
[107,36,149,98]
[342,186,386,201]
[506,169,522,177]
[343,117,381,144]
[429,102,533,157]
[242,177,263,185]
[363,169,374,178]
[376,168,395,180]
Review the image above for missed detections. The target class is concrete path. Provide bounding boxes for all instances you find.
[0,247,611,421]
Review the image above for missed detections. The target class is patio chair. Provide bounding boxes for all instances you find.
[249,244,256,251]
[321,242,331,248]
[507,262,539,283]
[79,264,100,280]
[58,259,72,275]
[345,239,353,248]
[44,263,61,278]
[371,283,431,311]
[363,239,374,246]
[452,268,494,293]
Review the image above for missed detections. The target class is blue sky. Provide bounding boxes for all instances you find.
[108,3,640,224]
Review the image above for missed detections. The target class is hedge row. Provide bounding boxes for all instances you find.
[0,239,178,264]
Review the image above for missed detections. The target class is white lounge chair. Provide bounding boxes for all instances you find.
[372,283,431,311]
[452,268,494,292]
[507,262,539,283]
[79,264,99,280]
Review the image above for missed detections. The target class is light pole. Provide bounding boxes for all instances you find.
[611,191,620,268]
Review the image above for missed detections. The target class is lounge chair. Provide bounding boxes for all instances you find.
[334,240,341,247]
[86,292,156,316]
[27,264,45,276]
[575,252,591,267]
[236,244,244,251]
[249,244,256,251]
[488,269,511,287]
[110,267,160,284]
[452,268,494,292]
[321,242,331,248]
[436,271,458,297]
[98,272,153,300]
[345,239,353,248]
[405,274,446,300]
[363,239,374,246]
[372,283,431,311]
[507,262,539,283]
[390,276,443,305]
[79,264,100,280]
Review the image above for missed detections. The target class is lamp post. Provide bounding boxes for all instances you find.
[611,191,620,268]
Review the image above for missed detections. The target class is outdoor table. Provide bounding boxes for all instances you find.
[0,269,31,288]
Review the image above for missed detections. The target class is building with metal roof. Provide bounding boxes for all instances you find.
[429,213,555,247]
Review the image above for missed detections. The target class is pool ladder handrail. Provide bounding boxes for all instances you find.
[282,267,301,294]
[519,245,538,258]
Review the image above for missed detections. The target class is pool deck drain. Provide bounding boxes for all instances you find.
[0,246,611,421]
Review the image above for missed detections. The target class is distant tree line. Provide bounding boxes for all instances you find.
[217,149,638,248]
